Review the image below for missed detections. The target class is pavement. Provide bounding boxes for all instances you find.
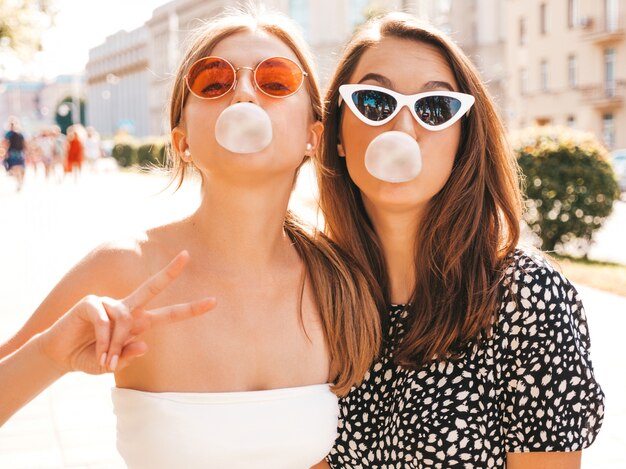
[0,163,624,468]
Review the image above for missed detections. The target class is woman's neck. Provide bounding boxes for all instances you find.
[364,201,422,305]
[187,175,297,273]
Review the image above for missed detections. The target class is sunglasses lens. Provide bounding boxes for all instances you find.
[255,58,304,97]
[351,90,397,122]
[414,96,462,126]
[187,57,235,98]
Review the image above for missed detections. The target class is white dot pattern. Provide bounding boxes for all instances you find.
[327,250,604,468]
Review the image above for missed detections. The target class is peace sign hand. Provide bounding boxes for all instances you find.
[39,251,216,375]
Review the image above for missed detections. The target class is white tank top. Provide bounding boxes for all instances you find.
[111,384,338,469]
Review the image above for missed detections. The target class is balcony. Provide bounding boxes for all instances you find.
[580,81,626,110]
[581,17,625,45]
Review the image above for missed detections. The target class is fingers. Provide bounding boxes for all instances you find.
[103,297,216,371]
[102,300,135,371]
[114,341,148,372]
[123,251,190,311]
[146,297,217,327]
[78,295,113,368]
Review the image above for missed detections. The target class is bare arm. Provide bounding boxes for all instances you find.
[310,460,331,469]
[0,244,143,359]
[507,451,581,469]
[0,333,65,426]
[0,252,216,426]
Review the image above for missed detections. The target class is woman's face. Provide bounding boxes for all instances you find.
[339,37,462,215]
[175,30,320,184]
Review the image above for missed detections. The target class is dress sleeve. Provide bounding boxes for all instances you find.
[499,253,605,452]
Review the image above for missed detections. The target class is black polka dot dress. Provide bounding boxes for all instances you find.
[327,250,604,468]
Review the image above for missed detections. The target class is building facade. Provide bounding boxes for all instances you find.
[82,0,624,150]
[0,75,85,136]
[85,26,151,137]
[86,0,452,137]
[504,0,625,149]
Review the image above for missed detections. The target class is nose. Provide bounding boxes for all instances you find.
[230,68,258,105]
[391,105,418,138]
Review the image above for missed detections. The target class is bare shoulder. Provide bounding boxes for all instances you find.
[74,236,149,294]
[0,221,192,358]
[74,221,187,294]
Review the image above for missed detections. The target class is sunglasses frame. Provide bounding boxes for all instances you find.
[338,84,475,131]
[184,55,308,100]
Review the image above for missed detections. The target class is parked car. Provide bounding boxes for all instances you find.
[612,149,626,193]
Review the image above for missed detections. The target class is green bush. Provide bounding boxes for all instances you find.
[111,142,137,168]
[137,142,166,167]
[111,137,168,168]
[512,126,619,254]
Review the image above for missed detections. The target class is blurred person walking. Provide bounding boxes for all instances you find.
[51,125,67,182]
[2,117,27,191]
[36,127,57,180]
[65,125,84,182]
[84,126,103,173]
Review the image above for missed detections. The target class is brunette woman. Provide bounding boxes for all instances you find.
[317,12,604,468]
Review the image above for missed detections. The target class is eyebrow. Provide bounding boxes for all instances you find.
[357,73,393,88]
[422,80,455,91]
[357,73,455,92]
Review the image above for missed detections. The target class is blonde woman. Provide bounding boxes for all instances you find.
[0,8,380,468]
[317,12,604,468]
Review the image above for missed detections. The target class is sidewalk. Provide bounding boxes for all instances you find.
[0,168,623,468]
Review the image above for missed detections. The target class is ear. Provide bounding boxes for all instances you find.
[171,126,190,162]
[305,121,324,156]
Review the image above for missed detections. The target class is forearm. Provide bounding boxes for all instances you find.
[0,334,66,426]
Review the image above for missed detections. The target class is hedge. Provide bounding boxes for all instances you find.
[512,126,619,255]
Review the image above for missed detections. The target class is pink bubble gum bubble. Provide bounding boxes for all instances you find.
[215,103,273,154]
[364,131,422,183]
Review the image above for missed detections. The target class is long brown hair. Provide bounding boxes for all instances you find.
[166,6,381,395]
[318,12,522,367]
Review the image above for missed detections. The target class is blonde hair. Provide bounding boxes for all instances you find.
[318,12,522,367]
[165,6,381,395]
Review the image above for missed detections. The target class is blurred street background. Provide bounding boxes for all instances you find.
[1,0,625,468]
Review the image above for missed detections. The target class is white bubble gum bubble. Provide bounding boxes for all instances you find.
[364,131,422,183]
[215,102,273,154]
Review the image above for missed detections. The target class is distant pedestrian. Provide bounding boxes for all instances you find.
[65,125,84,182]
[2,117,26,191]
[51,125,67,182]
[36,127,56,180]
[84,126,103,173]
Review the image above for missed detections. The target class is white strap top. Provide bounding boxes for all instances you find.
[111,384,338,469]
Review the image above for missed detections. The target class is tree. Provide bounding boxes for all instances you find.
[55,95,86,134]
[0,0,56,63]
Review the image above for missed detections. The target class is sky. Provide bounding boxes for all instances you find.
[32,0,170,79]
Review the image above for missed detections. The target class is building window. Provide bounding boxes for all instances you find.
[540,3,547,35]
[519,17,527,45]
[603,113,615,148]
[568,55,577,88]
[350,0,370,29]
[567,115,576,128]
[540,59,549,91]
[605,48,616,96]
[606,0,619,32]
[289,0,310,39]
[568,0,579,28]
[520,68,528,95]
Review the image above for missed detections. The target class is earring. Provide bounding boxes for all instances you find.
[306,143,313,151]
[182,149,192,162]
